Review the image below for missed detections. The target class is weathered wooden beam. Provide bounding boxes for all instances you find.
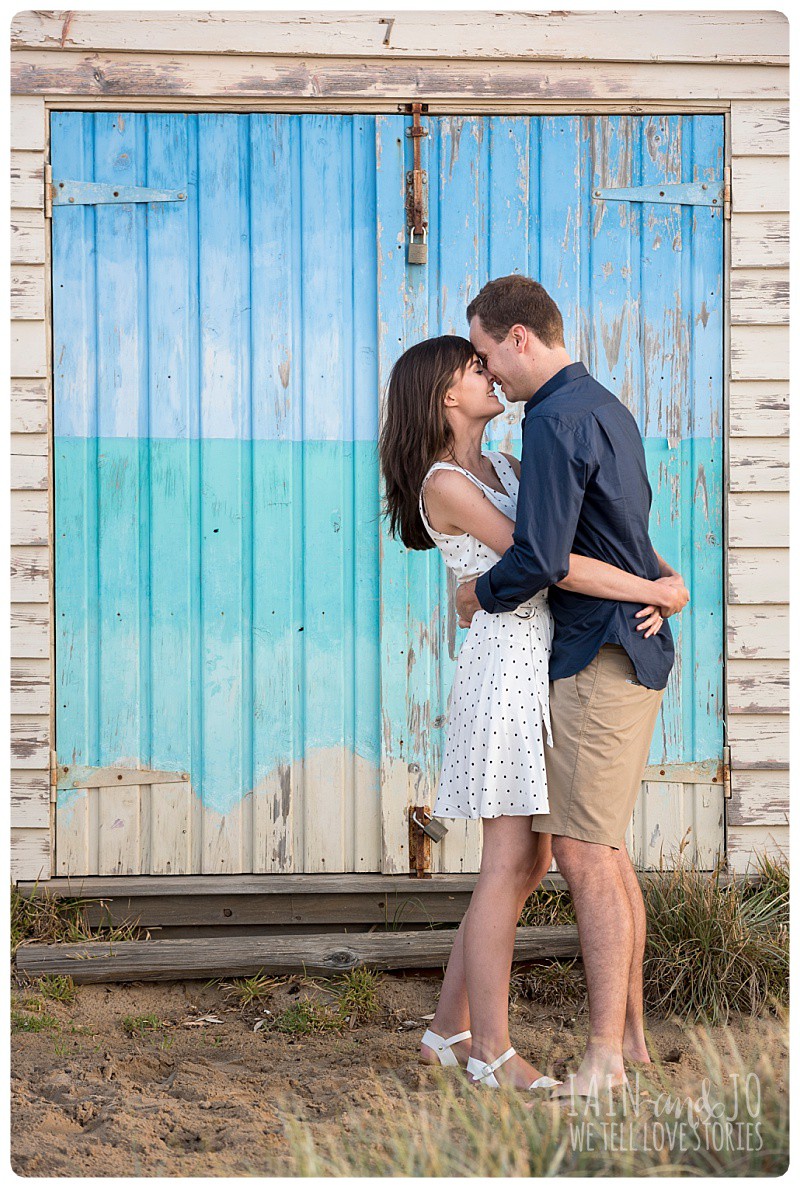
[10,54,790,101]
[14,925,582,982]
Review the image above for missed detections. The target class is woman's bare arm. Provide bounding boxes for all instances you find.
[423,468,684,610]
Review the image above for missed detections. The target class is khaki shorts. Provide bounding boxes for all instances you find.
[532,644,665,849]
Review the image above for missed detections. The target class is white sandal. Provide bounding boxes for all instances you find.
[420,1027,472,1068]
[467,1046,562,1090]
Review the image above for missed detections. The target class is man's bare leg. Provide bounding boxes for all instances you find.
[615,843,651,1063]
[548,835,633,1097]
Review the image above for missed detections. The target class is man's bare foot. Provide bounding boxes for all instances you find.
[468,1048,558,1091]
[547,1042,627,1101]
[622,1026,652,1064]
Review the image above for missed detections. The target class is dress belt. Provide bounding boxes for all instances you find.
[517,603,554,748]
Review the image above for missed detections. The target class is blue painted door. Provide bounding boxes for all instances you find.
[51,112,724,875]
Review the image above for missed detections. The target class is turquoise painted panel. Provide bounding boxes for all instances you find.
[52,112,723,866]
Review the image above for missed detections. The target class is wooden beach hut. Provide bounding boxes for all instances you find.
[10,11,788,961]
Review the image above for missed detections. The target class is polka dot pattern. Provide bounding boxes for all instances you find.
[419,451,554,821]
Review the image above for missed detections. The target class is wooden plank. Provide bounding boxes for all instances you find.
[728,771,789,827]
[732,156,789,212]
[11,659,49,715]
[11,265,46,319]
[12,924,582,982]
[11,320,47,378]
[729,714,788,770]
[11,434,48,490]
[11,547,49,601]
[727,659,789,714]
[81,889,478,929]
[729,382,788,437]
[11,151,44,209]
[728,548,789,605]
[11,209,45,265]
[727,605,788,660]
[10,715,50,769]
[731,213,789,268]
[730,101,789,154]
[11,95,46,149]
[11,604,49,659]
[729,437,789,491]
[11,829,51,882]
[11,490,48,546]
[11,379,48,433]
[729,269,788,324]
[11,771,50,829]
[728,493,788,548]
[9,52,790,101]
[11,10,790,62]
[730,325,788,381]
[726,824,788,875]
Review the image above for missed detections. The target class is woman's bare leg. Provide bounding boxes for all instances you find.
[422,822,553,1084]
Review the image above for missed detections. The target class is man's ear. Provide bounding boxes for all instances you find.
[511,323,528,352]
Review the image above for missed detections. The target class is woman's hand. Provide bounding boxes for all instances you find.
[635,605,664,639]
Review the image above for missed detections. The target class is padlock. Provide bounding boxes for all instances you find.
[408,227,428,265]
[412,810,448,843]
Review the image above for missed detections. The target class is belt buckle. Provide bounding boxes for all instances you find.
[514,603,534,620]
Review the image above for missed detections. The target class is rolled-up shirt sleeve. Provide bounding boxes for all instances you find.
[476,415,593,613]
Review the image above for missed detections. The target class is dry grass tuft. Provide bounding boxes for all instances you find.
[270,1006,788,1177]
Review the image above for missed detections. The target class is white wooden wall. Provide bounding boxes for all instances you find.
[726,99,790,873]
[9,9,789,880]
[11,95,51,881]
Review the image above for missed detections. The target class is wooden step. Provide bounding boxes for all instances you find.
[14,924,581,983]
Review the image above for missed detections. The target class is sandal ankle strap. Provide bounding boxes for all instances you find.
[473,1046,517,1079]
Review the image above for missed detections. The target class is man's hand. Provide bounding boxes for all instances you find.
[456,579,481,629]
[652,574,690,617]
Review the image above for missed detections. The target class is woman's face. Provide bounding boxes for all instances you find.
[444,355,504,423]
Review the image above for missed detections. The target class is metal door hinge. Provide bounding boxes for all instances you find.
[44,163,53,219]
[57,764,190,790]
[723,166,731,220]
[593,181,724,208]
[49,748,58,802]
[722,745,732,799]
[50,180,188,208]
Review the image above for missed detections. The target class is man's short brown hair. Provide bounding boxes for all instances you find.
[466,275,565,347]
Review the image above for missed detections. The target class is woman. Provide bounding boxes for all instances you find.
[379,335,679,1094]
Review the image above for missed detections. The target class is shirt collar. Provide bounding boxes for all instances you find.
[523,361,589,414]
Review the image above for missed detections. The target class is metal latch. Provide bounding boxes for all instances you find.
[412,810,448,843]
[404,101,429,265]
[408,804,447,879]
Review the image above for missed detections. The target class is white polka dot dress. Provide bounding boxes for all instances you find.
[419,451,554,821]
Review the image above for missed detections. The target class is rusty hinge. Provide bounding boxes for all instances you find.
[49,748,58,803]
[723,165,731,221]
[722,745,732,799]
[44,163,53,219]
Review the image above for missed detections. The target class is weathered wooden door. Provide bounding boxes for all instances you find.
[376,115,726,874]
[52,112,724,876]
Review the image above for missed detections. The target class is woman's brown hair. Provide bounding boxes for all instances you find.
[378,335,476,551]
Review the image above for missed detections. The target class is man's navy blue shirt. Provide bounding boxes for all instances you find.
[475,361,675,691]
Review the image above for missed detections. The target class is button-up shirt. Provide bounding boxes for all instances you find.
[475,362,675,690]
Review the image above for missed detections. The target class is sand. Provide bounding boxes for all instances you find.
[10,970,786,1177]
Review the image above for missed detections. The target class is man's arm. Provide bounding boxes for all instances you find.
[474,415,592,614]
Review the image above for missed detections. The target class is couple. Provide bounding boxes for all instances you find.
[378,274,689,1102]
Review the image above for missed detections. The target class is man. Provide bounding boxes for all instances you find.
[456,274,689,1101]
